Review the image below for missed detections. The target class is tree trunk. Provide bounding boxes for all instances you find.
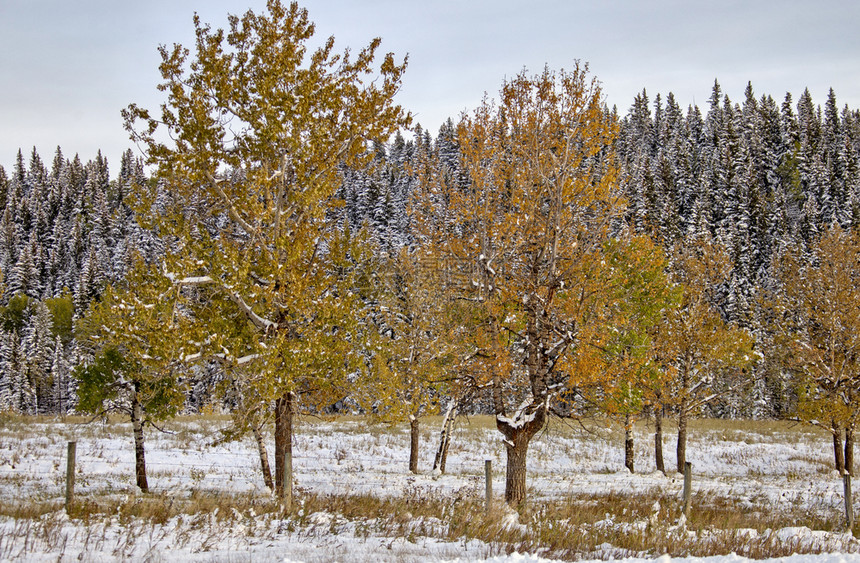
[846,426,855,477]
[498,404,546,508]
[677,363,690,474]
[655,400,665,474]
[433,405,456,474]
[274,392,294,504]
[252,423,274,491]
[439,413,453,473]
[409,416,420,474]
[834,419,846,474]
[130,385,148,493]
[624,413,635,473]
[676,405,688,475]
[504,428,530,507]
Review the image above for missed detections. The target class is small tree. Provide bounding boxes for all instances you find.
[582,234,679,473]
[44,292,75,345]
[216,361,277,491]
[194,294,279,491]
[775,225,860,475]
[656,234,754,473]
[0,293,30,333]
[76,258,188,492]
[359,246,454,473]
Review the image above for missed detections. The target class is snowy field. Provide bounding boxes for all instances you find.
[1,413,859,562]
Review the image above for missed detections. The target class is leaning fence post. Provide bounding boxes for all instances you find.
[845,472,855,531]
[682,461,692,518]
[65,441,77,514]
[484,459,492,514]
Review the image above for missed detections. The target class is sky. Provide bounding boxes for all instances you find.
[1,0,859,174]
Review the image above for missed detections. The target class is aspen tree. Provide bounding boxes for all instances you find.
[358,246,454,474]
[657,235,754,473]
[776,226,860,475]
[415,64,624,507]
[582,234,679,474]
[122,0,409,498]
[76,257,189,492]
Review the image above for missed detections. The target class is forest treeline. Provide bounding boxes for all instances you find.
[1,0,860,507]
[0,148,159,413]
[0,83,858,419]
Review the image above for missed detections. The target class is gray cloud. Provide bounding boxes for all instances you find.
[1,0,858,170]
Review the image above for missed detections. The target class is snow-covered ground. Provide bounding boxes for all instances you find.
[0,414,857,562]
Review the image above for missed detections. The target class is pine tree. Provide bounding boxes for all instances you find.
[21,301,54,413]
[0,331,14,410]
[0,165,8,210]
[51,335,71,414]
[7,234,39,299]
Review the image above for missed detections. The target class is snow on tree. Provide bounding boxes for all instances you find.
[414,64,628,507]
[774,225,860,475]
[578,234,680,474]
[656,234,755,473]
[76,256,190,492]
[122,0,409,501]
[357,246,456,474]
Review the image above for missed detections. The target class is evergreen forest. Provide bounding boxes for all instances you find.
[0,82,859,422]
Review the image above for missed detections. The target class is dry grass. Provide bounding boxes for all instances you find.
[0,412,853,560]
[287,487,856,560]
[4,485,852,561]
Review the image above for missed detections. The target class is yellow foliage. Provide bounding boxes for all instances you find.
[414,64,626,430]
[776,226,860,429]
[122,0,410,413]
[655,235,755,412]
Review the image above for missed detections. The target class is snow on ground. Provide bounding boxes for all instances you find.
[460,556,860,563]
[0,415,856,561]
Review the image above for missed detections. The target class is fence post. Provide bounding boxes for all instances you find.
[845,472,855,531]
[65,441,76,514]
[682,461,692,518]
[484,459,492,514]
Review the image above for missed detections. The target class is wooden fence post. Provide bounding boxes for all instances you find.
[682,461,692,518]
[484,459,492,514]
[65,441,76,514]
[845,472,855,531]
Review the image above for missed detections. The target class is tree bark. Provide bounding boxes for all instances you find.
[624,413,635,473]
[252,423,274,491]
[130,384,148,493]
[439,413,454,473]
[274,391,294,503]
[433,405,456,474]
[498,404,546,508]
[677,363,690,474]
[834,419,846,474]
[677,406,688,475]
[654,400,665,474]
[846,426,855,477]
[409,416,420,474]
[504,428,530,507]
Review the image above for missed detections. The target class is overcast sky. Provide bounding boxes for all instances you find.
[1,0,858,173]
